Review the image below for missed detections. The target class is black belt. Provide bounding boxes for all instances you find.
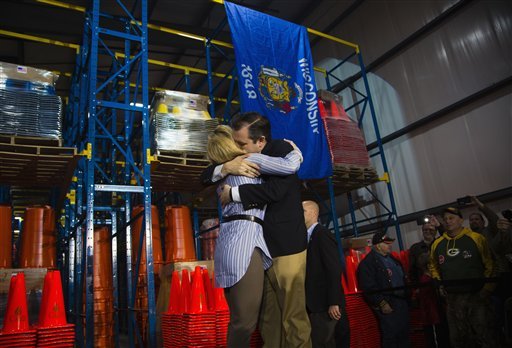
[222,214,264,226]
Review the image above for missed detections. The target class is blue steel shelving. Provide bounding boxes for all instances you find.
[61,1,156,348]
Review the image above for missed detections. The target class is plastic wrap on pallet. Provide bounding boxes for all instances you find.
[0,62,62,139]
[151,90,218,153]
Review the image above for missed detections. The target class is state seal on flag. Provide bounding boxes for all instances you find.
[258,66,302,113]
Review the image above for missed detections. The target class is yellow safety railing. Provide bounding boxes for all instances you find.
[33,0,329,75]
[0,29,80,53]
[211,0,359,53]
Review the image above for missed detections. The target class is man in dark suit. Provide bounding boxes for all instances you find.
[201,112,312,348]
[303,200,350,348]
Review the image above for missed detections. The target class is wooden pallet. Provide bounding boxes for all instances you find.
[0,134,62,147]
[155,149,210,167]
[151,151,210,192]
[305,164,380,196]
[0,146,79,187]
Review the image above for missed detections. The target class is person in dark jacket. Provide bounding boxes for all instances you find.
[303,200,350,348]
[357,231,410,348]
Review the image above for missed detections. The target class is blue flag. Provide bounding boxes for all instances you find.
[225,1,332,179]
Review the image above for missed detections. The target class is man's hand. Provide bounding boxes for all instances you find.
[221,155,260,178]
[327,305,342,320]
[497,218,511,231]
[470,195,484,208]
[219,184,232,206]
[380,301,393,314]
[426,215,441,228]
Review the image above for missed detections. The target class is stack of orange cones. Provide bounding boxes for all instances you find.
[343,253,358,294]
[165,206,197,263]
[93,227,114,348]
[132,205,164,275]
[0,272,37,347]
[19,206,45,268]
[181,266,215,347]
[212,272,229,348]
[201,269,215,311]
[0,205,12,268]
[132,205,163,347]
[161,271,182,348]
[36,270,75,347]
[42,207,56,269]
[399,250,410,274]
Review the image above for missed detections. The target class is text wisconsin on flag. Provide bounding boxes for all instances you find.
[225,1,332,179]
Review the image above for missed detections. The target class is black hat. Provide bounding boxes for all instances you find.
[372,231,395,245]
[443,207,463,219]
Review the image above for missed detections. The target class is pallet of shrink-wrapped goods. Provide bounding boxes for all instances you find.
[151,90,218,154]
[150,90,218,193]
[0,61,62,140]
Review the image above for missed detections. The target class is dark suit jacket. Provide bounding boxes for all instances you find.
[201,139,307,257]
[306,223,345,313]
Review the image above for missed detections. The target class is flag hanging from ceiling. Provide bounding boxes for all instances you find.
[225,1,332,179]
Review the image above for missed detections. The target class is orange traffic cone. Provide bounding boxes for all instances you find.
[189,266,208,314]
[1,273,30,333]
[167,271,181,314]
[38,270,67,327]
[201,269,215,311]
[180,269,191,314]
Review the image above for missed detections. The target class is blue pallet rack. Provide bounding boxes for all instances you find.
[61,1,156,347]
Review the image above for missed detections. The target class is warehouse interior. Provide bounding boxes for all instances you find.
[0,0,510,347]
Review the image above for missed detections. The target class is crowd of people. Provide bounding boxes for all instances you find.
[201,111,512,348]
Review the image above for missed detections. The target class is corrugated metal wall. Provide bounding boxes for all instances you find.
[311,0,512,245]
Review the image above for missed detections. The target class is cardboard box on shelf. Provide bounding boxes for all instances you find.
[159,260,214,280]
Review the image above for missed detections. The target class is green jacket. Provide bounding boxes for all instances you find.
[429,227,494,293]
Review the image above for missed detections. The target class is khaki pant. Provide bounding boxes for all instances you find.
[225,249,265,347]
[259,250,312,348]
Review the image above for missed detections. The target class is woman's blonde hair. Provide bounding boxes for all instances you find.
[207,125,245,164]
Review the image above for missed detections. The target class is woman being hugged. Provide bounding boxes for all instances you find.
[207,125,302,347]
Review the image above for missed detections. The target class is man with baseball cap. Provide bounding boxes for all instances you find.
[429,207,497,347]
[357,231,410,348]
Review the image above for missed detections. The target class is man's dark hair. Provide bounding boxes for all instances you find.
[230,112,271,143]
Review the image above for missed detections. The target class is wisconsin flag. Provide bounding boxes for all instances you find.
[225,1,332,179]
